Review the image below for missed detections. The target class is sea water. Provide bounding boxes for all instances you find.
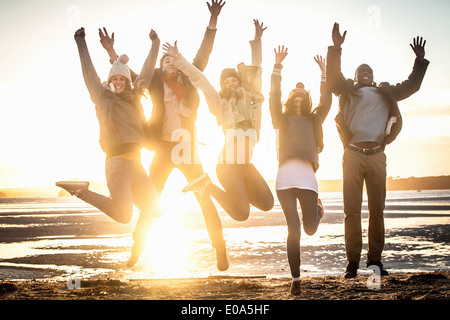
[0,190,449,281]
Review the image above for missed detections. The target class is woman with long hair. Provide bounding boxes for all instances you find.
[269,46,332,295]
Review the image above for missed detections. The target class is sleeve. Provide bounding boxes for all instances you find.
[326,45,349,96]
[173,53,221,118]
[75,37,104,104]
[249,38,263,94]
[192,27,217,72]
[133,36,160,94]
[390,58,430,101]
[313,77,333,123]
[269,63,284,129]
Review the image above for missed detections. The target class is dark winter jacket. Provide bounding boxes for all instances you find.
[326,45,429,148]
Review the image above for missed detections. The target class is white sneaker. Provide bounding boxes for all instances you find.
[55,181,89,196]
[182,173,211,194]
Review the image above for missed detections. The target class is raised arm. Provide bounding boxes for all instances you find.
[390,36,429,101]
[133,29,160,94]
[74,27,104,103]
[192,0,226,71]
[326,23,349,95]
[269,45,288,129]
[312,55,332,123]
[164,42,221,118]
[247,19,266,94]
[207,0,226,29]
[251,19,265,66]
[99,27,139,81]
[99,27,118,63]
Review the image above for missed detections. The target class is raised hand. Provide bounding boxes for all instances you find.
[253,19,267,40]
[74,27,85,39]
[410,36,426,61]
[274,45,288,64]
[162,41,179,57]
[314,55,326,73]
[149,29,158,41]
[207,0,226,17]
[332,22,347,47]
[99,27,114,50]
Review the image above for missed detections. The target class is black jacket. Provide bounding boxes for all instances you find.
[326,45,429,148]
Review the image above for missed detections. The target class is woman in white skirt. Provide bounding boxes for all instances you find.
[269,46,332,295]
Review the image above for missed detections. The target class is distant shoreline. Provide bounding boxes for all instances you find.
[1,175,450,198]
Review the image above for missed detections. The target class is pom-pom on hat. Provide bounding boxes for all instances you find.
[287,82,309,101]
[108,54,132,83]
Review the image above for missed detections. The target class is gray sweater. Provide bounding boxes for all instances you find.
[75,35,160,156]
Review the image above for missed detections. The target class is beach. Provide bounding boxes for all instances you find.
[1,271,449,301]
[0,190,449,302]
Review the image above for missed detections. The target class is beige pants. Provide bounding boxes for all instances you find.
[342,148,387,263]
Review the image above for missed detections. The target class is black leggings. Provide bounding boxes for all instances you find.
[276,188,321,278]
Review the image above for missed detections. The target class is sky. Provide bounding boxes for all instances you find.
[0,0,449,189]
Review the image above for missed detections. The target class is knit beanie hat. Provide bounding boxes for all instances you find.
[220,68,240,90]
[108,54,132,83]
[287,82,310,101]
[285,82,312,115]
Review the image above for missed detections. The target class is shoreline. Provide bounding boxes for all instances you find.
[1,270,448,300]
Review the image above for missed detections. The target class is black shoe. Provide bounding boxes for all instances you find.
[344,261,359,278]
[367,261,389,276]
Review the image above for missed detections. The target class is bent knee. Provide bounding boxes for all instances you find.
[256,194,274,212]
[303,224,318,236]
[114,205,133,224]
[230,207,250,221]
[116,212,132,224]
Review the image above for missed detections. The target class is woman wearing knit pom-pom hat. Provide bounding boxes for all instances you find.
[164,19,274,223]
[269,46,332,295]
[56,27,162,267]
[98,1,229,271]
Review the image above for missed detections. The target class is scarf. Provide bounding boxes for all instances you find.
[161,72,186,102]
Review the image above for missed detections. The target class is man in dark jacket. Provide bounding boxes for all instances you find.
[326,23,429,278]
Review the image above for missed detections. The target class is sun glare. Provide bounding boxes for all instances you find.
[136,177,207,278]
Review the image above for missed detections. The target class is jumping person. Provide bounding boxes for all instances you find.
[56,27,161,267]
[269,46,332,295]
[171,19,274,222]
[326,23,429,278]
[98,0,229,271]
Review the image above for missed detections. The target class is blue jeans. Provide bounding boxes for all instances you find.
[77,157,161,243]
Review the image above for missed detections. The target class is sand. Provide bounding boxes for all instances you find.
[1,271,448,301]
